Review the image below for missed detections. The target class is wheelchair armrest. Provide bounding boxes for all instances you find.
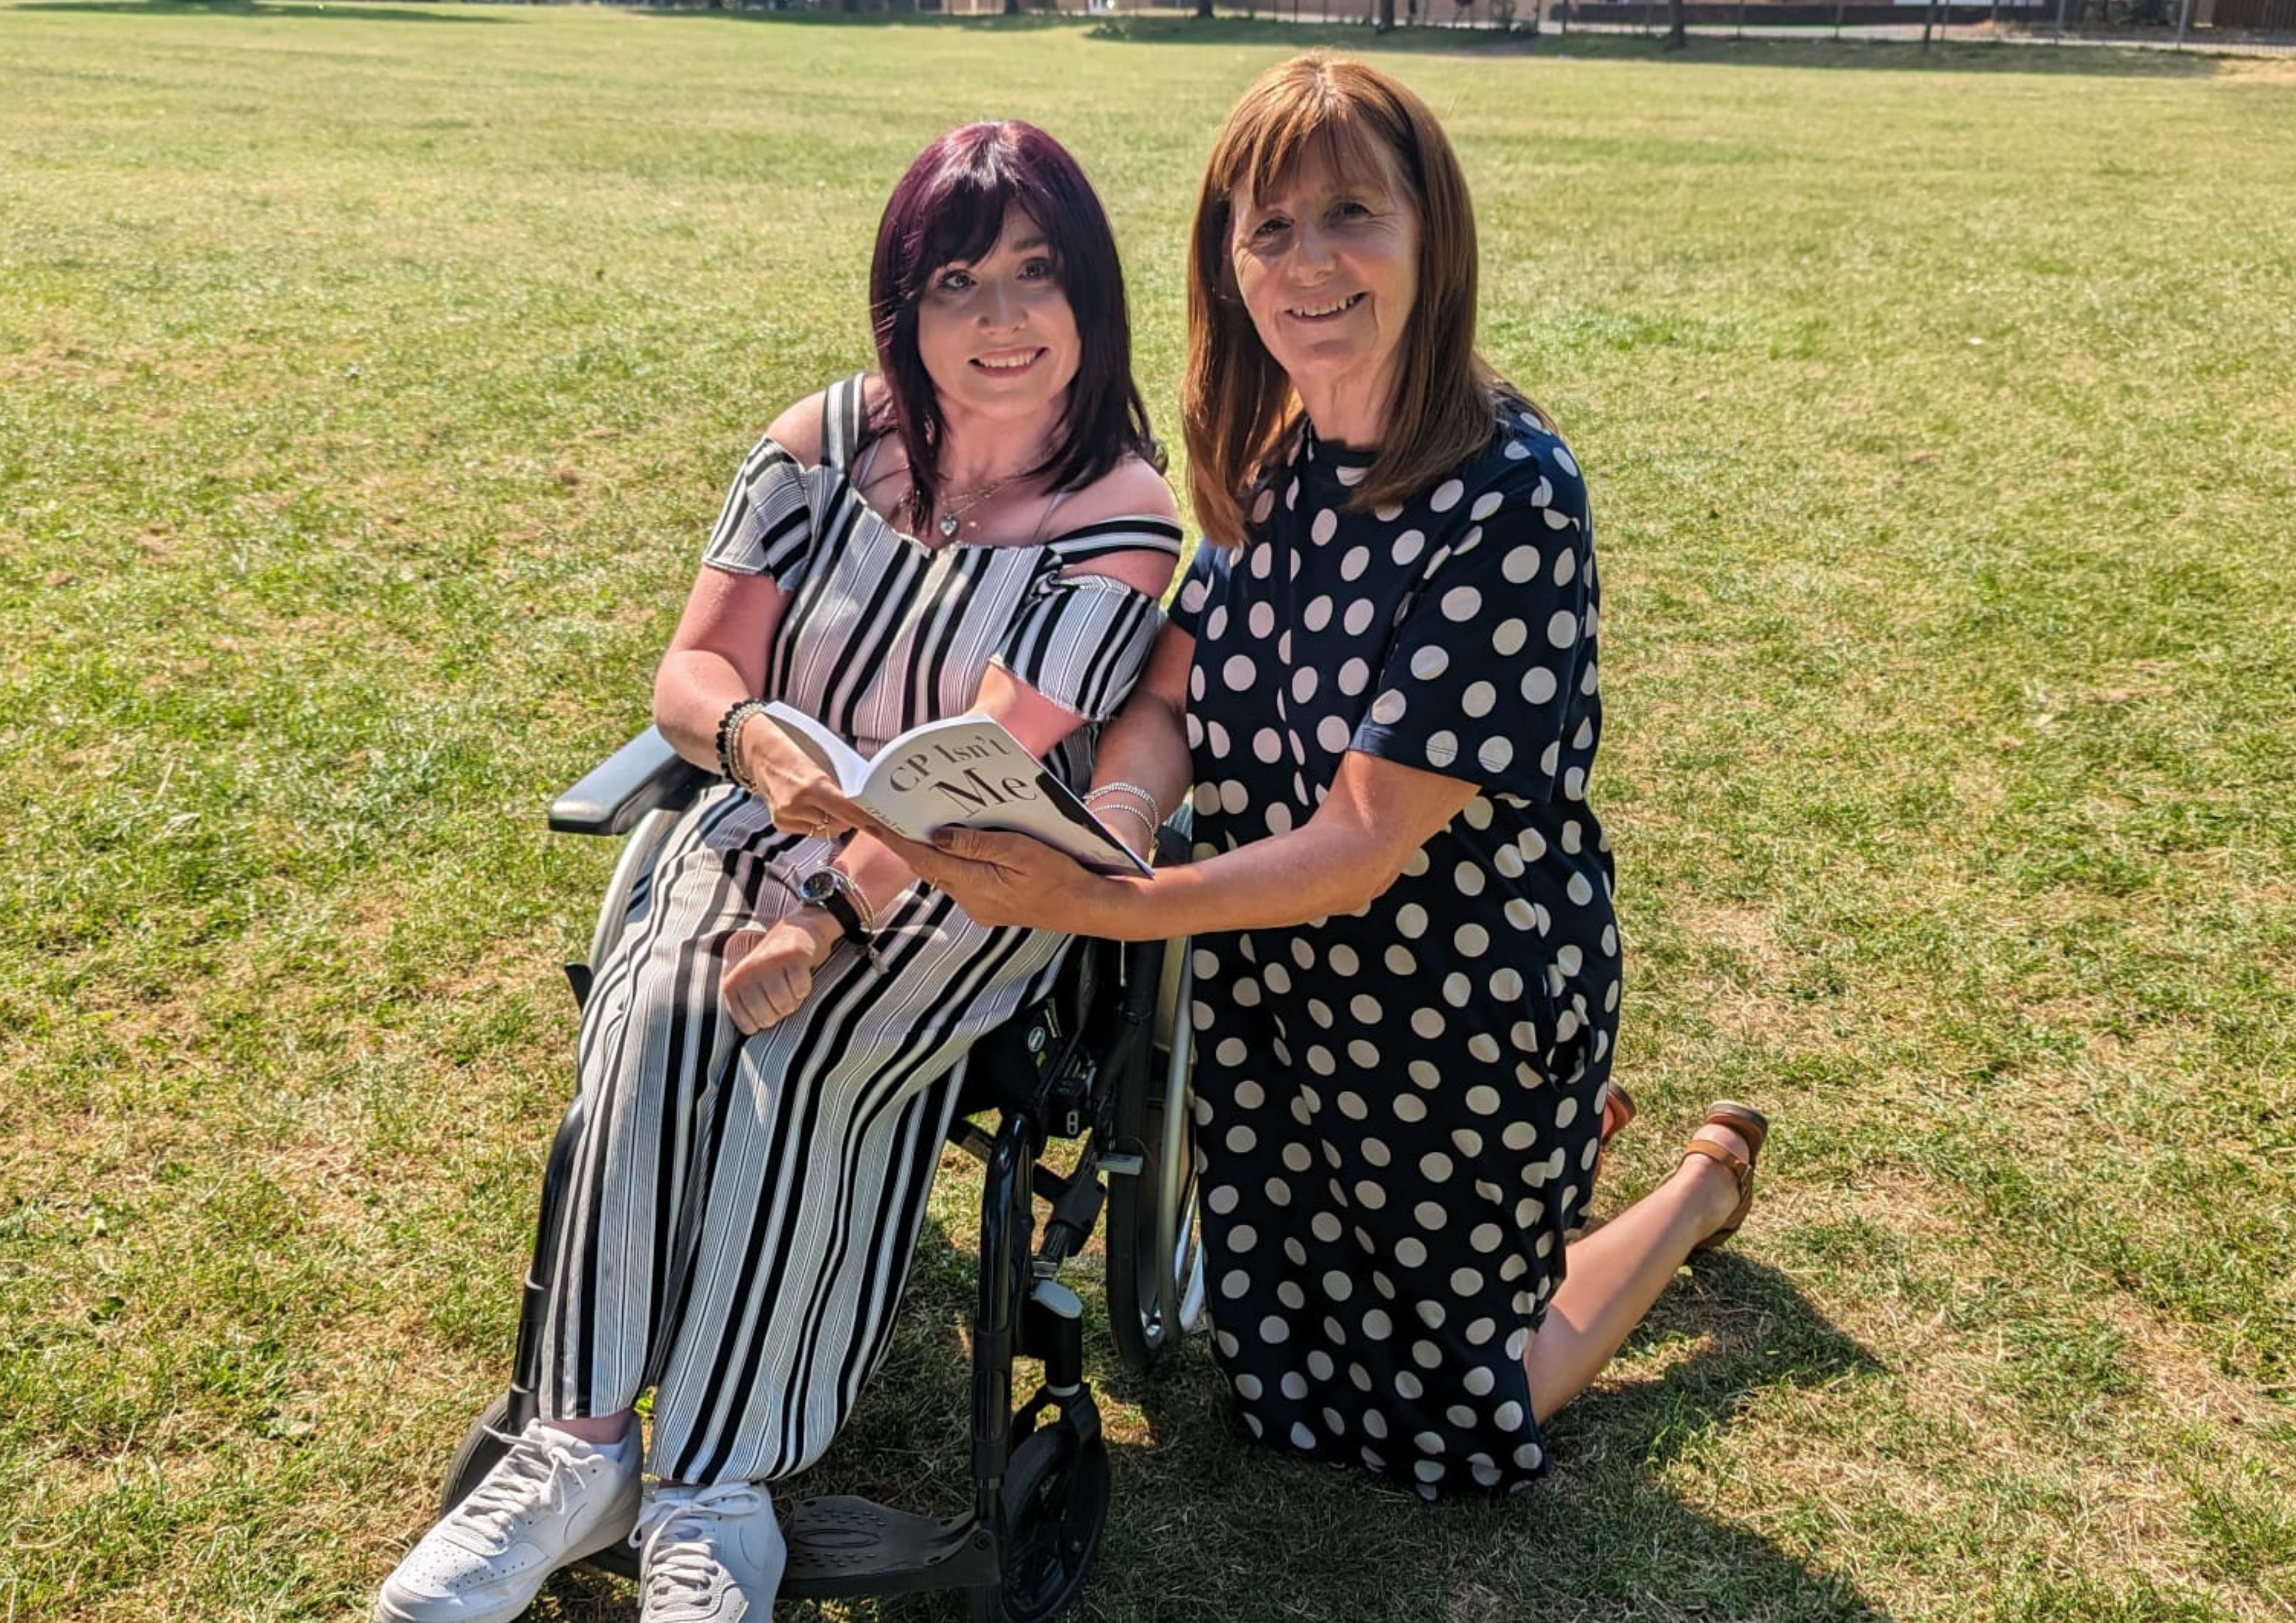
[548,725,716,837]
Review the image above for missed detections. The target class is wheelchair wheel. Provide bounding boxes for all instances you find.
[439,1394,513,1520]
[974,1421,1110,1623]
[1105,945,1207,1373]
[587,805,684,970]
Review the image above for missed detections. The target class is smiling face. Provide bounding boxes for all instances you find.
[913,204,1082,432]
[1228,143,1420,446]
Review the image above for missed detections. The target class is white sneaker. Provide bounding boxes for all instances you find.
[633,1481,787,1623]
[374,1420,641,1623]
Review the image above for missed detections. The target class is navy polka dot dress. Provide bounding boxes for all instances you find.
[1168,403,1619,1498]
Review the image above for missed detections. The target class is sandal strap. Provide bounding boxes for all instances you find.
[1678,1137,1751,1193]
[1704,1101,1769,1160]
[1599,1083,1638,1146]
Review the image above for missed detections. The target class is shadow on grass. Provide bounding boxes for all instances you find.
[39,0,2231,73]
[1101,1247,1888,1623]
[509,1216,1887,1621]
[605,6,2226,77]
[15,0,511,20]
[1082,14,2231,73]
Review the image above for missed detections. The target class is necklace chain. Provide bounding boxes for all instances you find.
[934,466,1034,539]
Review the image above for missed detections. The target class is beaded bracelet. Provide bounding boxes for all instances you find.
[715,698,771,792]
[1083,780,1163,826]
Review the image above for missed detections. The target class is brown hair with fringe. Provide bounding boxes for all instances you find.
[1183,54,1536,552]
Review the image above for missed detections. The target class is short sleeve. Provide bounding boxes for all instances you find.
[1166,543,1227,639]
[701,433,813,584]
[1351,454,1597,801]
[992,575,1167,723]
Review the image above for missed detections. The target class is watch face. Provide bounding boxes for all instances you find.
[798,867,865,941]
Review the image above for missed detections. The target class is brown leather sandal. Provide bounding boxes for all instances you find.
[1569,1085,1640,1238]
[1681,1100,1769,1253]
[1599,1082,1637,1146]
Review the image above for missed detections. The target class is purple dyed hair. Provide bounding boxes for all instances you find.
[869,122,1154,530]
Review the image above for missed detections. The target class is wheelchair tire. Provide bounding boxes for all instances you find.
[587,805,685,972]
[1104,947,1206,1374]
[439,1394,513,1520]
[974,1420,1110,1623]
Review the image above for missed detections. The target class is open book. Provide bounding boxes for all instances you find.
[762,703,1152,878]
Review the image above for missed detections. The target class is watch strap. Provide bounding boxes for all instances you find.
[803,866,875,945]
[815,882,868,944]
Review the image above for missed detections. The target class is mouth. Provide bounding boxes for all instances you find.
[970,348,1046,374]
[1286,292,1365,321]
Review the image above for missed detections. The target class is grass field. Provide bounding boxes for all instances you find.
[3,7,2294,1621]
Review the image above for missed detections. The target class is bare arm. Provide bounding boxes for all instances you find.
[652,389,830,780]
[1078,622,1196,856]
[653,568,789,772]
[888,743,1476,942]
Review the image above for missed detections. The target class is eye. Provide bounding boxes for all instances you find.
[934,268,975,293]
[1019,256,1058,282]
[1332,199,1375,223]
[1249,215,1290,241]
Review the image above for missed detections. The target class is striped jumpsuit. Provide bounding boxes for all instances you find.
[538,376,1180,1485]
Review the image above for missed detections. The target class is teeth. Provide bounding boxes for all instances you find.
[977,352,1035,370]
[1291,293,1362,318]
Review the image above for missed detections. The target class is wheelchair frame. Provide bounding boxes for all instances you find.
[438,727,1203,1623]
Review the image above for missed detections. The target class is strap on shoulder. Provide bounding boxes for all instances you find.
[1042,515,1186,566]
[819,373,870,472]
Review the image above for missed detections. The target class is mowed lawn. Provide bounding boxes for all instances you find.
[3,7,2293,1621]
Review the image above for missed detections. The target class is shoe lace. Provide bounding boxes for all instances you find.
[450,1427,581,1545]
[633,1482,767,1602]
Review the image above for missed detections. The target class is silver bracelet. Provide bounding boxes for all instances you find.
[1093,799,1159,854]
[1083,780,1163,826]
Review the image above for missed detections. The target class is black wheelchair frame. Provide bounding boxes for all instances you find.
[437,728,1203,1623]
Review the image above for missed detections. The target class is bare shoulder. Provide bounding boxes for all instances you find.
[761,388,833,468]
[1063,453,1181,529]
[1057,454,1184,599]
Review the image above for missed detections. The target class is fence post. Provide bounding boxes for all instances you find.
[2053,0,2068,38]
[2174,0,2192,45]
[1833,0,1843,37]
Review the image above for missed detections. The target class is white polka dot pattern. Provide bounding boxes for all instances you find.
[1164,414,1614,1500]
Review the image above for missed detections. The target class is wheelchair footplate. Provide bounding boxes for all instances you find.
[781,1496,999,1598]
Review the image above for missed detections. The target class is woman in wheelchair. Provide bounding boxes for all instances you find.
[374,122,1181,1623]
[894,55,1772,1503]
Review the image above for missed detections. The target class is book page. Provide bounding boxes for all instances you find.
[761,702,869,795]
[853,717,1151,878]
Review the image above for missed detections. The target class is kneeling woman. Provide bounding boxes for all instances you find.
[898,56,1770,1499]
[376,124,1180,1622]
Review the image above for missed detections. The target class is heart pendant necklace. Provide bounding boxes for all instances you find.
[935,475,1019,540]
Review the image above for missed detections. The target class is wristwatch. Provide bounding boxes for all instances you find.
[797,866,874,950]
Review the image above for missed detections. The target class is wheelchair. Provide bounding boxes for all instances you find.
[436,727,1206,1623]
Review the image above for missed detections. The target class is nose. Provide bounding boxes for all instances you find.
[979,278,1023,331]
[1292,222,1337,279]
